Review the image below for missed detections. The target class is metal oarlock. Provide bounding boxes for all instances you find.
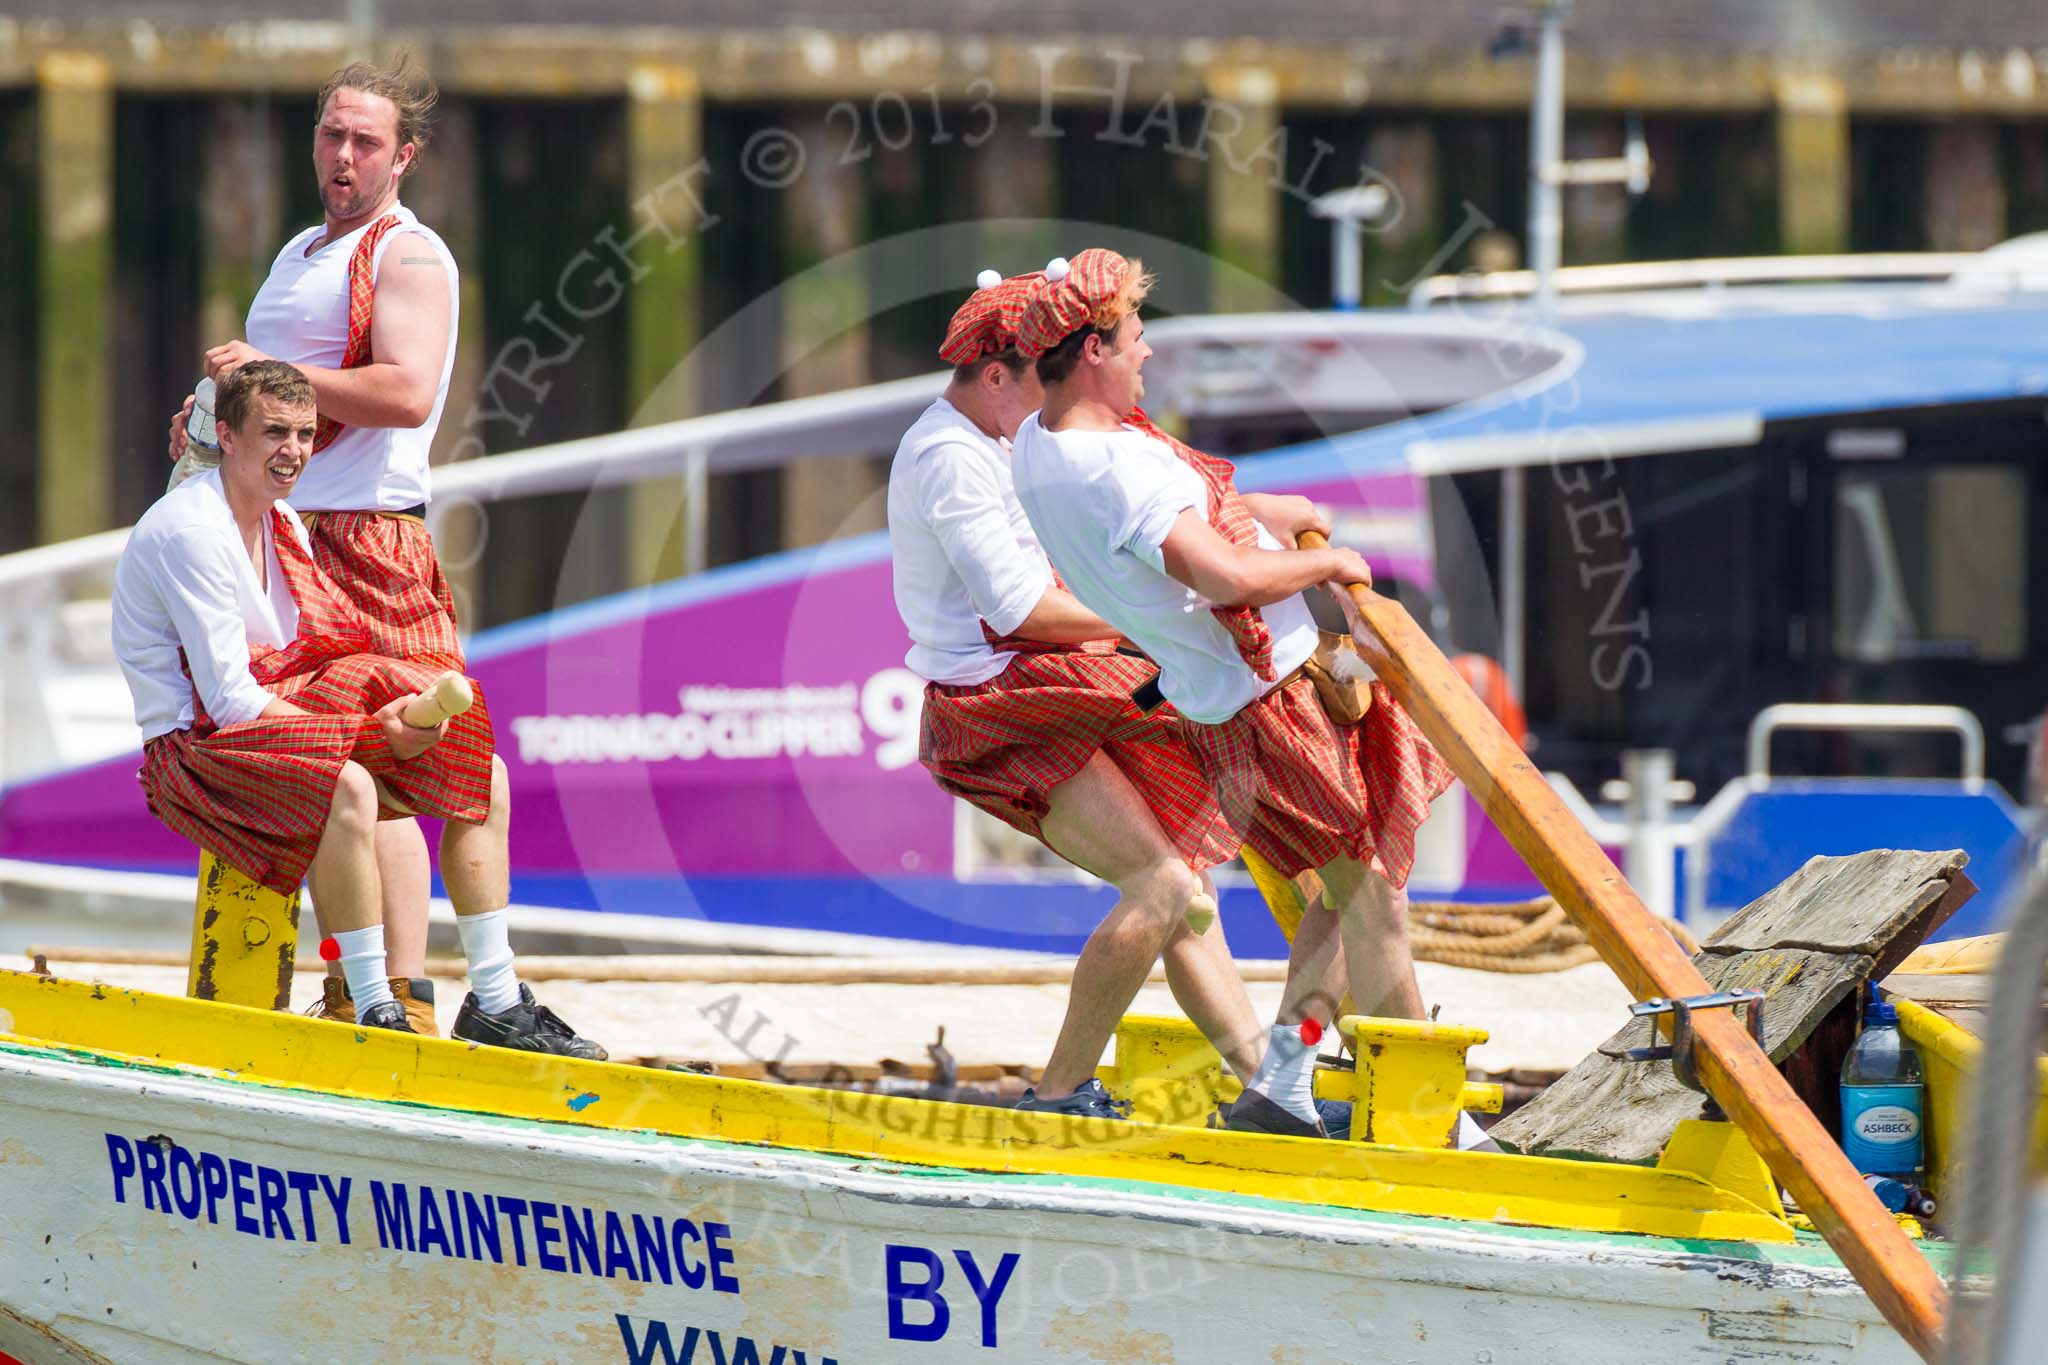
[1625,989,1767,1111]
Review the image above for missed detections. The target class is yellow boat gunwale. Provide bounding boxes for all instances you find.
[1892,996,2048,1199]
[0,967,1796,1245]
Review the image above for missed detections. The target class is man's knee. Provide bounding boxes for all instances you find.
[1133,857,1202,919]
[330,763,379,831]
[485,755,510,824]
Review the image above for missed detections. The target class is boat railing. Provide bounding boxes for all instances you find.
[1746,702,1986,790]
[0,309,1542,792]
[1406,252,1993,310]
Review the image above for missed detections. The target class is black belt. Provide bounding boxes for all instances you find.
[301,504,428,522]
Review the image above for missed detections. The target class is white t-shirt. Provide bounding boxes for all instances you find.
[887,399,1056,686]
[1011,415,1318,724]
[245,202,460,512]
[111,470,309,742]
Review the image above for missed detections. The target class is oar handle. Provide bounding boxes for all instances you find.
[1295,528,1952,1362]
[401,671,474,728]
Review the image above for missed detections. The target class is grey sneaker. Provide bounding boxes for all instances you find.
[1224,1089,1327,1139]
[357,1000,417,1035]
[1015,1078,1132,1120]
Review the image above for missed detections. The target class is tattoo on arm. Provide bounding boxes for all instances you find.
[398,255,437,265]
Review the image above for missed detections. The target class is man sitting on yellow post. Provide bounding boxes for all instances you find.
[112,360,603,1055]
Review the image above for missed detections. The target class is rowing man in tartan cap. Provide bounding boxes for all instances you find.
[1012,249,1457,1138]
[122,361,604,1058]
[891,268,1333,1124]
[166,55,462,1030]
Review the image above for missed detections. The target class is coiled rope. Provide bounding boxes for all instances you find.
[1244,849,1698,974]
[1408,896,1698,974]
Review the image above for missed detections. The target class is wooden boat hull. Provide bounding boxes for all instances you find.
[0,1035,1920,1365]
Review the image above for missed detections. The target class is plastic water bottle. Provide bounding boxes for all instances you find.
[1864,1173,1937,1220]
[166,376,222,493]
[1840,996,1924,1180]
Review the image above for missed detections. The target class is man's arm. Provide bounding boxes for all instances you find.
[1159,510,1371,608]
[156,530,282,730]
[1009,585,1119,645]
[915,444,1117,645]
[256,694,445,761]
[1239,493,1330,549]
[205,233,452,430]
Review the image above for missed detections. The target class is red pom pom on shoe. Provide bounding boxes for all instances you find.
[1299,1018,1324,1047]
[317,937,341,962]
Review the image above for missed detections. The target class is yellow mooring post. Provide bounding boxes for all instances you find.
[186,851,301,1010]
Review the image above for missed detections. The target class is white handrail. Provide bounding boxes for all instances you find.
[0,309,1544,594]
[1407,252,1989,310]
[431,370,944,506]
[0,528,131,596]
[1745,703,1986,784]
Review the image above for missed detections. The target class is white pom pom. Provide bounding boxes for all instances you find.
[975,268,1002,291]
[1044,256,1070,284]
[1328,650,1373,683]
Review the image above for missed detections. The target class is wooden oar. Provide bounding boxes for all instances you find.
[1298,531,1950,1363]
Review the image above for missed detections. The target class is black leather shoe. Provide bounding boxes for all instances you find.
[451,983,607,1060]
[1224,1089,1328,1139]
[357,1000,417,1034]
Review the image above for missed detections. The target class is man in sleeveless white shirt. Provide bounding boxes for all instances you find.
[167,55,462,1030]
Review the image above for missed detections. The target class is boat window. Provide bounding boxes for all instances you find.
[1832,466,2026,663]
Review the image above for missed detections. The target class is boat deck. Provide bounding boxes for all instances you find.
[10,949,1632,1082]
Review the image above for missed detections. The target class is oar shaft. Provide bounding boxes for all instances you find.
[1302,533,1948,1362]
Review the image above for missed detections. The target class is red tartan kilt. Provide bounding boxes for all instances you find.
[307,512,464,670]
[1183,675,1455,887]
[140,655,496,895]
[919,652,1236,871]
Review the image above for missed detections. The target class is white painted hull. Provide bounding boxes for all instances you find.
[0,1045,1913,1364]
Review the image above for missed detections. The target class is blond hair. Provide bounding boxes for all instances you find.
[1092,257,1155,332]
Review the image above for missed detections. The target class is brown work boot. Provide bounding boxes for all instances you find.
[305,976,441,1037]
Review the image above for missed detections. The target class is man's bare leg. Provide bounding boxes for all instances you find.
[1226,879,1372,1136]
[1317,856,1425,1021]
[440,756,518,1013]
[305,763,382,933]
[1159,893,1262,1083]
[375,819,432,978]
[303,762,410,1027]
[1033,753,1204,1097]
[1270,896,1348,1027]
[439,757,511,916]
[435,757,604,1057]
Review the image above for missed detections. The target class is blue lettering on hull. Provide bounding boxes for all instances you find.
[96,1132,856,1357]
[616,1314,838,1365]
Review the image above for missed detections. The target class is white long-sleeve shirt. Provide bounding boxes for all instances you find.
[111,470,309,741]
[886,399,1056,686]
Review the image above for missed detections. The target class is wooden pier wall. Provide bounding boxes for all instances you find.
[1,17,2044,624]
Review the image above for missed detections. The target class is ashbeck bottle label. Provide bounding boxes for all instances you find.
[1842,1083,1923,1175]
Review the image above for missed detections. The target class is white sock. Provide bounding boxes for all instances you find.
[1248,1024,1319,1123]
[333,926,396,1013]
[456,908,520,1015]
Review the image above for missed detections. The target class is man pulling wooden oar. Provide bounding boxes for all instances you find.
[118,361,604,1058]
[1010,249,1458,1139]
[891,268,1335,1124]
